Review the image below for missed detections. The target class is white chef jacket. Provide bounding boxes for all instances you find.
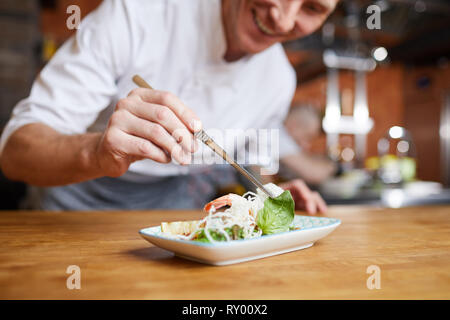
[0,0,298,182]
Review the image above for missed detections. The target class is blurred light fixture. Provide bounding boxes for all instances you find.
[389,126,404,139]
[397,140,410,153]
[341,147,355,162]
[372,47,388,62]
[323,49,376,71]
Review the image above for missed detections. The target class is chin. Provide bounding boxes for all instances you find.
[235,21,279,54]
[238,36,274,54]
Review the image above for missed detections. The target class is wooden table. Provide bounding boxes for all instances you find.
[0,206,449,299]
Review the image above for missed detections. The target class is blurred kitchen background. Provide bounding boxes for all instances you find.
[0,0,449,209]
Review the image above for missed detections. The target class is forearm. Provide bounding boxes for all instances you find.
[0,123,103,186]
[281,153,337,185]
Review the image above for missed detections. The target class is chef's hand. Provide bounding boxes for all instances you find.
[279,179,327,215]
[96,88,201,177]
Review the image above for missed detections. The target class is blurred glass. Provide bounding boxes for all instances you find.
[375,126,417,185]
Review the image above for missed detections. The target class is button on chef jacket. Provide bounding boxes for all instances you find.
[0,0,299,209]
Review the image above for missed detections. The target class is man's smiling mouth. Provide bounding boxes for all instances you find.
[251,9,276,36]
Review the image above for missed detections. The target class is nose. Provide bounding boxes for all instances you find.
[270,0,303,34]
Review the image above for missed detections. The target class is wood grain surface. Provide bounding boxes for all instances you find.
[0,206,449,299]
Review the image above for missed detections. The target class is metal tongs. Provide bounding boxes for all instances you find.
[132,75,277,199]
[194,130,276,199]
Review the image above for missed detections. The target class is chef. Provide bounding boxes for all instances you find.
[0,0,338,212]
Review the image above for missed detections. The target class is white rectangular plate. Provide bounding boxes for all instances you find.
[139,215,341,266]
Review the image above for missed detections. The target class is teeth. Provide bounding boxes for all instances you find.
[252,10,275,36]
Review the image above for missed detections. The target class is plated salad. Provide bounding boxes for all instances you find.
[161,183,297,243]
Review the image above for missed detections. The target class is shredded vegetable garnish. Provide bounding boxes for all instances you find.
[161,183,294,243]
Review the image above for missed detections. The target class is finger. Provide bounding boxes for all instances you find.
[111,128,171,164]
[313,192,328,214]
[121,100,196,153]
[292,180,317,214]
[306,199,317,215]
[118,110,191,165]
[128,88,202,133]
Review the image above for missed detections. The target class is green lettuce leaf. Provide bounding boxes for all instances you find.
[256,190,295,235]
